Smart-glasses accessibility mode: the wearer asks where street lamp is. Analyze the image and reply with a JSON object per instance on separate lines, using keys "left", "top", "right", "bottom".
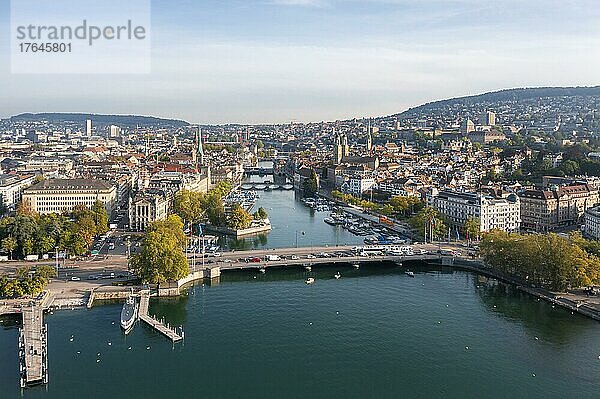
{"left": 54, "top": 247, "right": 59, "bottom": 278}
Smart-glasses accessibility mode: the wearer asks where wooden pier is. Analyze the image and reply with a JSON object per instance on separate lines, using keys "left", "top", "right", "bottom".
{"left": 19, "top": 306, "right": 48, "bottom": 388}
{"left": 138, "top": 291, "right": 183, "bottom": 342}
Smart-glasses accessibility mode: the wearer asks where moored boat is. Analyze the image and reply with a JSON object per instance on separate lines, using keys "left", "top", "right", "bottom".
{"left": 120, "top": 296, "right": 138, "bottom": 334}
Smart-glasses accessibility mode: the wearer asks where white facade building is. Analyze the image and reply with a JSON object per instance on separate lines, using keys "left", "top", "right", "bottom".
{"left": 0, "top": 174, "right": 37, "bottom": 211}
{"left": 22, "top": 178, "right": 116, "bottom": 215}
{"left": 341, "top": 175, "right": 376, "bottom": 196}
{"left": 128, "top": 189, "right": 170, "bottom": 232}
{"left": 429, "top": 190, "right": 520, "bottom": 233}
{"left": 584, "top": 206, "right": 600, "bottom": 240}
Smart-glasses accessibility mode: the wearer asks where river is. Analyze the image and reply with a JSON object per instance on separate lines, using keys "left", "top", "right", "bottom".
{"left": 1, "top": 264, "right": 599, "bottom": 398}
{"left": 220, "top": 162, "right": 365, "bottom": 250}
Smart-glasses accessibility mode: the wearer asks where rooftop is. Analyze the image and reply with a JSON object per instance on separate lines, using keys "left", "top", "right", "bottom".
{"left": 24, "top": 178, "right": 114, "bottom": 191}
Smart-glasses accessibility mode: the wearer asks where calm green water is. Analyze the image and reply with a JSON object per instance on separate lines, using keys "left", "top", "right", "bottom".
{"left": 222, "top": 180, "right": 365, "bottom": 251}
{"left": 1, "top": 264, "right": 599, "bottom": 398}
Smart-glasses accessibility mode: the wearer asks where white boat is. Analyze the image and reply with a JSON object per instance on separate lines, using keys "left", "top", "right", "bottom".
{"left": 353, "top": 263, "right": 360, "bottom": 269}
{"left": 405, "top": 271, "right": 415, "bottom": 277}
{"left": 334, "top": 272, "right": 341, "bottom": 279}
{"left": 259, "top": 268, "right": 266, "bottom": 274}
{"left": 120, "top": 296, "right": 138, "bottom": 334}
{"left": 305, "top": 277, "right": 315, "bottom": 285}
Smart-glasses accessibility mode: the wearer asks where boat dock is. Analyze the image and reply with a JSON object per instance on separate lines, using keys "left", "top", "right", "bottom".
{"left": 19, "top": 306, "right": 48, "bottom": 388}
{"left": 138, "top": 291, "right": 183, "bottom": 342}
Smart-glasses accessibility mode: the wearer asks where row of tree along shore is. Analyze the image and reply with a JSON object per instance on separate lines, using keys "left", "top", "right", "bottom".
{"left": 480, "top": 230, "right": 600, "bottom": 291}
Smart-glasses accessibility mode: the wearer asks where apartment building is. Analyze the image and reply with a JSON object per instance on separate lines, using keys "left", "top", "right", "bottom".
{"left": 0, "top": 174, "right": 36, "bottom": 211}
{"left": 519, "top": 184, "right": 599, "bottom": 232}
{"left": 584, "top": 206, "right": 600, "bottom": 240}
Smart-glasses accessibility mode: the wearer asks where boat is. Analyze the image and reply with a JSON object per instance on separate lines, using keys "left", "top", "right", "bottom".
{"left": 405, "top": 271, "right": 415, "bottom": 277}
{"left": 334, "top": 272, "right": 341, "bottom": 279}
{"left": 259, "top": 267, "right": 266, "bottom": 274}
{"left": 324, "top": 217, "right": 337, "bottom": 226}
{"left": 353, "top": 263, "right": 360, "bottom": 269}
{"left": 305, "top": 277, "right": 315, "bottom": 284}
{"left": 120, "top": 295, "right": 138, "bottom": 334}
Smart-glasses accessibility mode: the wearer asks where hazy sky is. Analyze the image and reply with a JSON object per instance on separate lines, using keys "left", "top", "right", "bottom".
{"left": 1, "top": 0, "right": 599, "bottom": 124}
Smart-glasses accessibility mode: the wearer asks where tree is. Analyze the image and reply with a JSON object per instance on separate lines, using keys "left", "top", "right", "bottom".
{"left": 409, "top": 207, "right": 447, "bottom": 239}
{"left": 130, "top": 215, "right": 189, "bottom": 283}
{"left": 464, "top": 217, "right": 480, "bottom": 240}
{"left": 1, "top": 236, "right": 17, "bottom": 260}
{"left": 228, "top": 204, "right": 253, "bottom": 230}
{"left": 91, "top": 200, "right": 109, "bottom": 235}
{"left": 253, "top": 207, "right": 268, "bottom": 220}
{"left": 37, "top": 235, "right": 56, "bottom": 256}
{"left": 479, "top": 230, "right": 600, "bottom": 291}
{"left": 174, "top": 189, "right": 204, "bottom": 226}
{"left": 203, "top": 193, "right": 226, "bottom": 227}
{"left": 21, "top": 238, "right": 34, "bottom": 257}
{"left": 16, "top": 198, "right": 37, "bottom": 217}
{"left": 302, "top": 170, "right": 319, "bottom": 196}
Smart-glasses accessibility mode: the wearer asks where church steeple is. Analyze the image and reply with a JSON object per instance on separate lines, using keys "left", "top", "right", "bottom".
{"left": 193, "top": 126, "right": 204, "bottom": 168}
{"left": 366, "top": 119, "right": 373, "bottom": 153}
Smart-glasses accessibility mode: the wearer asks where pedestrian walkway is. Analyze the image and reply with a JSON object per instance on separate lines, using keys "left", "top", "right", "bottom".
{"left": 20, "top": 305, "right": 48, "bottom": 387}
{"left": 138, "top": 291, "right": 183, "bottom": 342}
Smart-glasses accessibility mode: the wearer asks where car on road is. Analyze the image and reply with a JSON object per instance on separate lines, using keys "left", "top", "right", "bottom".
{"left": 212, "top": 252, "right": 222, "bottom": 257}
{"left": 306, "top": 254, "right": 316, "bottom": 259}
{"left": 70, "top": 276, "right": 81, "bottom": 281}
{"left": 290, "top": 255, "right": 299, "bottom": 260}
{"left": 249, "top": 257, "right": 261, "bottom": 263}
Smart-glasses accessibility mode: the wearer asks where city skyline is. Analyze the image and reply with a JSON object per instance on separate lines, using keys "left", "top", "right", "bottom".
{"left": 1, "top": 0, "right": 600, "bottom": 123}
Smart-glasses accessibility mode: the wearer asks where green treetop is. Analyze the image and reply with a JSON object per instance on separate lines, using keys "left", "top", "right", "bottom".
{"left": 130, "top": 215, "right": 189, "bottom": 284}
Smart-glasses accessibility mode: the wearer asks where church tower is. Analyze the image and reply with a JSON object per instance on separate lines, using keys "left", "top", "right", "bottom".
{"left": 366, "top": 120, "right": 373, "bottom": 153}
{"left": 333, "top": 128, "right": 344, "bottom": 165}
{"left": 193, "top": 126, "right": 204, "bottom": 168}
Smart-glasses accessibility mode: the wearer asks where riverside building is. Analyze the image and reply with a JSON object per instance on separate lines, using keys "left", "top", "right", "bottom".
{"left": 428, "top": 189, "right": 521, "bottom": 233}
{"left": 519, "top": 184, "right": 599, "bottom": 232}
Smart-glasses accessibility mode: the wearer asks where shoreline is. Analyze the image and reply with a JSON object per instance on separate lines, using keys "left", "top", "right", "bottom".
{"left": 2, "top": 259, "right": 599, "bottom": 322}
